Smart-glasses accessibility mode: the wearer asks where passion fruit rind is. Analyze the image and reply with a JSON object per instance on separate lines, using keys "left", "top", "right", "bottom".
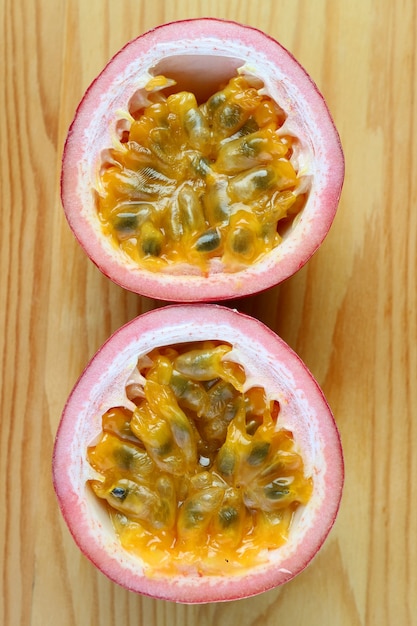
{"left": 53, "top": 305, "right": 344, "bottom": 602}
{"left": 61, "top": 18, "right": 344, "bottom": 301}
{"left": 87, "top": 340, "right": 313, "bottom": 576}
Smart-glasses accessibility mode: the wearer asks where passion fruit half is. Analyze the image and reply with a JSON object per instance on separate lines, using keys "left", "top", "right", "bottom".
{"left": 61, "top": 18, "right": 344, "bottom": 301}
{"left": 52, "top": 304, "right": 344, "bottom": 603}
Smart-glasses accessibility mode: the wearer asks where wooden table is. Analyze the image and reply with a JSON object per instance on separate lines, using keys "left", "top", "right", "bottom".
{"left": 1, "top": 1, "right": 416, "bottom": 624}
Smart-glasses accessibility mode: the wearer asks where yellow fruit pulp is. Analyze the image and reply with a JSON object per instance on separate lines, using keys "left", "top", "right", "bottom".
{"left": 96, "top": 74, "right": 307, "bottom": 273}
{"left": 87, "top": 342, "right": 313, "bottom": 576}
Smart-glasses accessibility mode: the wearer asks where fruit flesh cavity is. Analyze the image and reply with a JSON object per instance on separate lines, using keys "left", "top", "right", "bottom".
{"left": 87, "top": 341, "right": 313, "bottom": 575}
{"left": 96, "top": 74, "right": 307, "bottom": 273}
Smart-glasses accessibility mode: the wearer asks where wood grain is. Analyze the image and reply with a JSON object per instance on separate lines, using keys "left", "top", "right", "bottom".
{"left": 1, "top": 0, "right": 416, "bottom": 624}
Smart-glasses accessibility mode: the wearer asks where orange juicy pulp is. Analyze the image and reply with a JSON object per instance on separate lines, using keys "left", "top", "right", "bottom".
{"left": 96, "top": 75, "right": 307, "bottom": 272}
{"left": 87, "top": 341, "right": 313, "bottom": 575}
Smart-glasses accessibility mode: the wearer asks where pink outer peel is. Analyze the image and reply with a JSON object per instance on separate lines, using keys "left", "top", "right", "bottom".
{"left": 61, "top": 18, "right": 344, "bottom": 302}
{"left": 52, "top": 304, "right": 344, "bottom": 603}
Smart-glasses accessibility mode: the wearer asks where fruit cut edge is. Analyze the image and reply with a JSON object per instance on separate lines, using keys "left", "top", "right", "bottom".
{"left": 61, "top": 18, "right": 344, "bottom": 301}
{"left": 52, "top": 304, "right": 344, "bottom": 603}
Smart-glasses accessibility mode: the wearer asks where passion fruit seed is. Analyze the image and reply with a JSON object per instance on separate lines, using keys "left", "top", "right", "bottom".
{"left": 96, "top": 74, "right": 306, "bottom": 272}
{"left": 87, "top": 341, "right": 313, "bottom": 574}
{"left": 111, "top": 487, "right": 127, "bottom": 500}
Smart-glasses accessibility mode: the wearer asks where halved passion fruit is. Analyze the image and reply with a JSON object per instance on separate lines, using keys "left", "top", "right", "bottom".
{"left": 52, "top": 305, "right": 344, "bottom": 603}
{"left": 61, "top": 18, "right": 344, "bottom": 301}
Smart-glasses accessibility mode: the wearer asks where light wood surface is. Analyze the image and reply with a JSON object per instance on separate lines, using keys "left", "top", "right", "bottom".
{"left": 1, "top": 1, "right": 416, "bottom": 624}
